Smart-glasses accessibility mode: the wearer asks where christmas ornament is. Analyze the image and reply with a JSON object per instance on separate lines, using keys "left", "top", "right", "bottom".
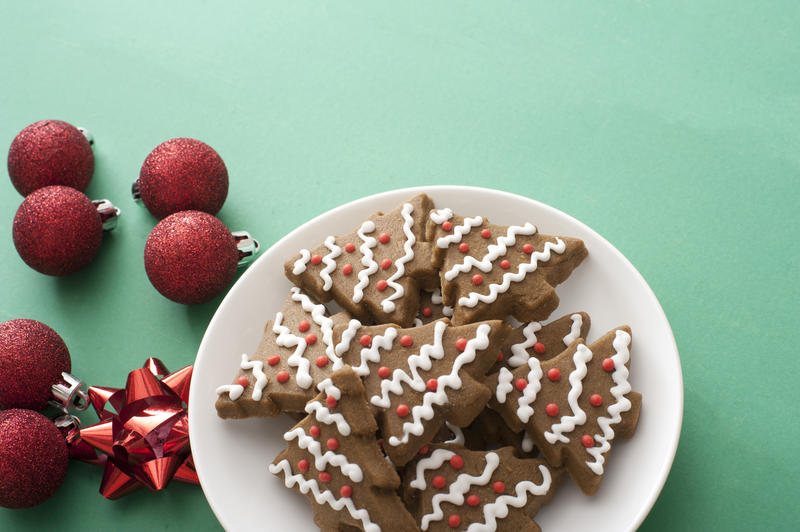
{"left": 63, "top": 358, "right": 198, "bottom": 499}
{"left": 12, "top": 185, "right": 120, "bottom": 276}
{"left": 0, "top": 409, "right": 69, "bottom": 509}
{"left": 7, "top": 119, "right": 94, "bottom": 196}
{"left": 132, "top": 138, "right": 229, "bottom": 219}
{"left": 144, "top": 210, "right": 258, "bottom": 304}
{"left": 0, "top": 319, "right": 71, "bottom": 411}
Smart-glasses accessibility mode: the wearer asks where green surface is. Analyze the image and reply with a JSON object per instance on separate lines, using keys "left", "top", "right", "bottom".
{"left": 1, "top": 1, "right": 798, "bottom": 530}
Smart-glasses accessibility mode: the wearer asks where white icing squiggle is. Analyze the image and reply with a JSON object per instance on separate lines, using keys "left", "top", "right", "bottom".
{"left": 215, "top": 383, "right": 243, "bottom": 400}
{"left": 495, "top": 368, "right": 513, "bottom": 403}
{"left": 273, "top": 312, "right": 312, "bottom": 389}
{"left": 466, "top": 465, "right": 552, "bottom": 532}
{"left": 508, "top": 322, "right": 541, "bottom": 368}
{"left": 292, "top": 249, "right": 311, "bottom": 274}
{"left": 284, "top": 427, "right": 363, "bottom": 482}
{"left": 516, "top": 357, "right": 543, "bottom": 423}
{"left": 421, "top": 452, "right": 499, "bottom": 530}
{"left": 443, "top": 223, "right": 536, "bottom": 281}
{"left": 353, "top": 221, "right": 378, "bottom": 303}
{"left": 585, "top": 330, "right": 633, "bottom": 475}
{"left": 215, "top": 353, "right": 267, "bottom": 401}
{"left": 381, "top": 203, "right": 415, "bottom": 313}
{"left": 268, "top": 460, "right": 379, "bottom": 532}
{"left": 430, "top": 288, "right": 454, "bottom": 317}
{"left": 290, "top": 287, "right": 345, "bottom": 370}
{"left": 444, "top": 422, "right": 465, "bottom": 445}
{"left": 388, "top": 324, "right": 492, "bottom": 446}
{"left": 351, "top": 328, "right": 398, "bottom": 377}
{"left": 544, "top": 343, "right": 592, "bottom": 444}
{"left": 307, "top": 378, "right": 350, "bottom": 435}
{"left": 370, "top": 321, "right": 447, "bottom": 408}
{"left": 413, "top": 317, "right": 424, "bottom": 327}
{"left": 521, "top": 430, "right": 534, "bottom": 453}
{"left": 319, "top": 236, "right": 342, "bottom": 291}
{"left": 436, "top": 216, "right": 483, "bottom": 249}
{"left": 409, "top": 449, "right": 456, "bottom": 490}
{"left": 457, "top": 238, "right": 566, "bottom": 308}
{"left": 429, "top": 208, "right": 453, "bottom": 225}
{"left": 335, "top": 319, "right": 361, "bottom": 358}
{"left": 562, "top": 313, "right": 583, "bottom": 346}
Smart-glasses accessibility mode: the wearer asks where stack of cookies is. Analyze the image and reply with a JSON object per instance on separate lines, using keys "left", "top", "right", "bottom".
{"left": 215, "top": 193, "right": 642, "bottom": 532}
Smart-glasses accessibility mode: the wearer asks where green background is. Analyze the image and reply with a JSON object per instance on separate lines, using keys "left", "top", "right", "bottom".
{"left": 1, "top": 1, "right": 797, "bottom": 530}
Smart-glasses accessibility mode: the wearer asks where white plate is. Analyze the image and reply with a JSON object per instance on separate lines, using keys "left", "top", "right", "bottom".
{"left": 189, "top": 186, "right": 683, "bottom": 532}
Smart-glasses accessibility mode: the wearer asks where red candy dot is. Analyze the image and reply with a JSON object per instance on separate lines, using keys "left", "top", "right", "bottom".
{"left": 442, "top": 221, "right": 453, "bottom": 231}
{"left": 298, "top": 320, "right": 311, "bottom": 332}
{"left": 426, "top": 378, "right": 438, "bottom": 391}
{"left": 590, "top": 394, "right": 603, "bottom": 406}
{"left": 360, "top": 335, "right": 372, "bottom": 347}
{"left": 326, "top": 438, "right": 339, "bottom": 450}
{"left": 305, "top": 333, "right": 317, "bottom": 345}
{"left": 533, "top": 342, "right": 546, "bottom": 354}
{"left": 456, "top": 338, "right": 468, "bottom": 352}
{"left": 547, "top": 368, "right": 561, "bottom": 381}
{"left": 311, "top": 254, "right": 323, "bottom": 265}
{"left": 267, "top": 355, "right": 280, "bottom": 366}
{"left": 309, "top": 425, "right": 320, "bottom": 438}
{"left": 316, "top": 356, "right": 329, "bottom": 367}
{"left": 546, "top": 403, "right": 559, "bottom": 417}
{"left": 326, "top": 395, "right": 338, "bottom": 408}
{"left": 515, "top": 378, "right": 528, "bottom": 391}
{"left": 396, "top": 404, "right": 410, "bottom": 417}
{"left": 497, "top": 351, "right": 504, "bottom": 361}
{"left": 342, "top": 263, "right": 353, "bottom": 275}
{"left": 449, "top": 455, "right": 464, "bottom": 469}
{"left": 381, "top": 258, "right": 392, "bottom": 270}
{"left": 340, "top": 485, "right": 352, "bottom": 498}
{"left": 471, "top": 274, "right": 483, "bottom": 285}
{"left": 345, "top": 243, "right": 356, "bottom": 253}
{"left": 378, "top": 232, "right": 390, "bottom": 244}
{"left": 522, "top": 243, "right": 534, "bottom": 254}
{"left": 376, "top": 280, "right": 388, "bottom": 292}
{"left": 236, "top": 376, "right": 248, "bottom": 387}
{"left": 493, "top": 481, "right": 505, "bottom": 494}
{"left": 481, "top": 228, "right": 491, "bottom": 239}
{"left": 448, "top": 515, "right": 461, "bottom": 528}
{"left": 378, "top": 366, "right": 391, "bottom": 378}
{"left": 602, "top": 358, "right": 616, "bottom": 372}
{"left": 500, "top": 259, "right": 511, "bottom": 269}
{"left": 419, "top": 445, "right": 430, "bottom": 455}
{"left": 276, "top": 371, "right": 290, "bottom": 383}
{"left": 467, "top": 494, "right": 480, "bottom": 506}
{"left": 319, "top": 471, "right": 331, "bottom": 483}
{"left": 298, "top": 459, "right": 309, "bottom": 472}
{"left": 458, "top": 242, "right": 469, "bottom": 253}
{"left": 432, "top": 475, "right": 446, "bottom": 489}
{"left": 422, "top": 307, "right": 433, "bottom": 317}
{"left": 582, "top": 435, "right": 595, "bottom": 448}
{"left": 400, "top": 335, "right": 413, "bottom": 347}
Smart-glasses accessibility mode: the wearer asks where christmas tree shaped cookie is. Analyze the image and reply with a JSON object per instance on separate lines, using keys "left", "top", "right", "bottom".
{"left": 414, "top": 288, "right": 454, "bottom": 327}
{"left": 270, "top": 368, "right": 418, "bottom": 532}
{"left": 285, "top": 194, "right": 437, "bottom": 328}
{"left": 488, "top": 326, "right": 641, "bottom": 495}
{"left": 426, "top": 208, "right": 588, "bottom": 325}
{"left": 338, "top": 318, "right": 510, "bottom": 466}
{"left": 402, "top": 444, "right": 563, "bottom": 531}
{"left": 215, "top": 287, "right": 361, "bottom": 419}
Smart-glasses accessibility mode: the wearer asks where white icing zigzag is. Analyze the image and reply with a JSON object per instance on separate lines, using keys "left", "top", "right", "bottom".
{"left": 409, "top": 448, "right": 456, "bottom": 490}
{"left": 544, "top": 343, "right": 592, "bottom": 444}
{"left": 381, "top": 203, "right": 415, "bottom": 313}
{"left": 320, "top": 236, "right": 342, "bottom": 291}
{"left": 307, "top": 378, "right": 351, "bottom": 435}
{"left": 388, "top": 324, "right": 492, "bottom": 446}
{"left": 273, "top": 311, "right": 314, "bottom": 388}
{"left": 436, "top": 216, "right": 483, "bottom": 249}
{"left": 292, "top": 249, "right": 311, "bottom": 274}
{"left": 443, "top": 223, "right": 537, "bottom": 282}
{"left": 268, "top": 460, "right": 380, "bottom": 532}
{"left": 585, "top": 330, "right": 633, "bottom": 475}
{"left": 370, "top": 321, "right": 447, "bottom": 408}
{"left": 495, "top": 368, "right": 513, "bottom": 403}
{"left": 444, "top": 422, "right": 465, "bottom": 445}
{"left": 457, "top": 238, "right": 566, "bottom": 309}
{"left": 521, "top": 430, "right": 534, "bottom": 453}
{"left": 466, "top": 465, "right": 553, "bottom": 532}
{"left": 516, "top": 357, "right": 542, "bottom": 424}
{"left": 353, "top": 221, "right": 378, "bottom": 303}
{"left": 283, "top": 427, "right": 363, "bottom": 482}
{"left": 507, "top": 321, "right": 542, "bottom": 368}
{"left": 420, "top": 452, "right": 500, "bottom": 530}
{"left": 351, "top": 327, "right": 398, "bottom": 377}
{"left": 429, "top": 208, "right": 453, "bottom": 225}
{"left": 290, "top": 287, "right": 347, "bottom": 370}
{"left": 215, "top": 353, "right": 266, "bottom": 401}
{"left": 430, "top": 288, "right": 454, "bottom": 318}
{"left": 562, "top": 313, "right": 583, "bottom": 345}
{"left": 215, "top": 383, "right": 243, "bottom": 400}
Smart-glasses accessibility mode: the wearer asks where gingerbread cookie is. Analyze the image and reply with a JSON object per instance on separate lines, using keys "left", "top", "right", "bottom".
{"left": 285, "top": 194, "right": 437, "bottom": 328}
{"left": 270, "top": 367, "right": 418, "bottom": 532}
{"left": 414, "top": 288, "right": 454, "bottom": 327}
{"left": 215, "top": 287, "right": 360, "bottom": 419}
{"left": 402, "top": 444, "right": 563, "bottom": 531}
{"left": 337, "top": 318, "right": 510, "bottom": 466}
{"left": 426, "top": 209, "right": 588, "bottom": 325}
{"left": 488, "top": 326, "right": 641, "bottom": 495}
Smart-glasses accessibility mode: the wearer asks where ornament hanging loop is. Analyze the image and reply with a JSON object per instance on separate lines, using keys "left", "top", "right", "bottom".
{"left": 76, "top": 126, "right": 94, "bottom": 146}
{"left": 131, "top": 180, "right": 142, "bottom": 201}
{"left": 50, "top": 372, "right": 90, "bottom": 414}
{"left": 233, "top": 231, "right": 260, "bottom": 266}
{"left": 93, "top": 199, "right": 121, "bottom": 231}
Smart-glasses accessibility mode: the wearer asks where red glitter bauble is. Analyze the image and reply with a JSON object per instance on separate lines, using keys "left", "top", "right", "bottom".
{"left": 0, "top": 409, "right": 69, "bottom": 509}
{"left": 137, "top": 138, "right": 228, "bottom": 219}
{"left": 13, "top": 186, "right": 104, "bottom": 276}
{"left": 7, "top": 120, "right": 94, "bottom": 196}
{"left": 144, "top": 211, "right": 238, "bottom": 304}
{"left": 0, "top": 320, "right": 71, "bottom": 411}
